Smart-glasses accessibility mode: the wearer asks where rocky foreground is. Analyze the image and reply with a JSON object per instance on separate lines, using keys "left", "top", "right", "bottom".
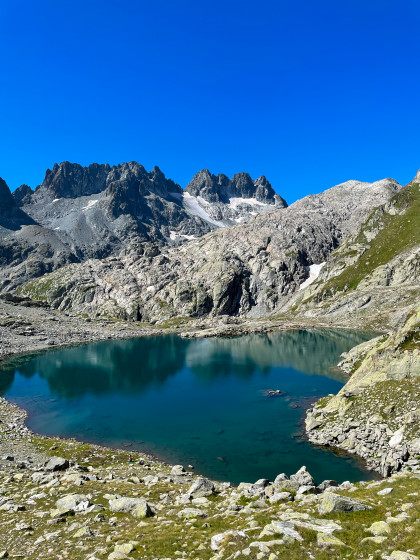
{"left": 0, "top": 397, "right": 419, "bottom": 560}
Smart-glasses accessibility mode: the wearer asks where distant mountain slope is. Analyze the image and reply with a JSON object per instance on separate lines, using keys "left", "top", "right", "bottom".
{"left": 16, "top": 174, "right": 401, "bottom": 321}
{"left": 293, "top": 171, "right": 420, "bottom": 330}
{"left": 0, "top": 162, "right": 285, "bottom": 290}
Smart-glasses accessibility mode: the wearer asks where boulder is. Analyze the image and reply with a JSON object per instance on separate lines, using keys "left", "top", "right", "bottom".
{"left": 274, "top": 473, "right": 288, "bottom": 484}
{"left": 210, "top": 530, "right": 248, "bottom": 551}
{"left": 177, "top": 508, "right": 206, "bottom": 519}
{"left": 259, "top": 521, "right": 302, "bottom": 541}
{"left": 317, "top": 480, "right": 338, "bottom": 492}
{"left": 54, "top": 494, "right": 89, "bottom": 515}
{"left": 318, "top": 493, "right": 369, "bottom": 514}
{"left": 109, "top": 497, "right": 152, "bottom": 518}
{"left": 269, "top": 492, "right": 292, "bottom": 504}
{"left": 114, "top": 543, "right": 135, "bottom": 554}
{"left": 389, "top": 428, "right": 404, "bottom": 449}
{"left": 368, "top": 521, "right": 390, "bottom": 536}
{"left": 171, "top": 465, "right": 185, "bottom": 475}
{"left": 131, "top": 502, "right": 153, "bottom": 519}
{"left": 290, "top": 466, "right": 315, "bottom": 487}
{"left": 187, "top": 477, "right": 215, "bottom": 498}
{"left": 44, "top": 457, "right": 69, "bottom": 472}
{"left": 317, "top": 534, "right": 346, "bottom": 547}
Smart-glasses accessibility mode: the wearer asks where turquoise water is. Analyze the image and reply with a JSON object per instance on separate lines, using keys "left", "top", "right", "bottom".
{"left": 0, "top": 329, "right": 377, "bottom": 485}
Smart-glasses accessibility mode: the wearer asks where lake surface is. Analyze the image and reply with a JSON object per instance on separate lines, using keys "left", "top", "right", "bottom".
{"left": 0, "top": 329, "right": 377, "bottom": 485}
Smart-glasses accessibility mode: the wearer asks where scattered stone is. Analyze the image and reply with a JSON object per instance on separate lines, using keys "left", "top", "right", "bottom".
{"left": 114, "top": 543, "right": 135, "bottom": 554}
{"left": 317, "top": 533, "right": 346, "bottom": 547}
{"left": 368, "top": 521, "right": 390, "bottom": 536}
{"left": 378, "top": 487, "right": 394, "bottom": 495}
{"left": 210, "top": 530, "right": 248, "bottom": 551}
{"left": 389, "top": 553, "right": 419, "bottom": 560}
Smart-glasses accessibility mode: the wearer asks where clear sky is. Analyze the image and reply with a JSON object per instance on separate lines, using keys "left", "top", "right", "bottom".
{"left": 1, "top": 0, "right": 419, "bottom": 203}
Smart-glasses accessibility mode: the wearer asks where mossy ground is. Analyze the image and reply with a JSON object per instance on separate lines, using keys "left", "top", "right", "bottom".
{"left": 1, "top": 420, "right": 419, "bottom": 560}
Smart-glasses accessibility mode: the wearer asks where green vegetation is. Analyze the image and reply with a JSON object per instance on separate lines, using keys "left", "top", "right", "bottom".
{"left": 16, "top": 274, "right": 55, "bottom": 301}
{"left": 399, "top": 323, "right": 420, "bottom": 352}
{"left": 314, "top": 182, "right": 420, "bottom": 299}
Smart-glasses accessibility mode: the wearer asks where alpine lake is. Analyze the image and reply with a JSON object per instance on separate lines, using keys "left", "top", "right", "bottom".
{"left": 0, "top": 329, "right": 379, "bottom": 485}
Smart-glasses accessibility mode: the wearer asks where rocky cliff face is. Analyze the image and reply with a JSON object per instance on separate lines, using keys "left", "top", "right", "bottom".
{"left": 16, "top": 175, "right": 401, "bottom": 321}
{"left": 305, "top": 305, "right": 420, "bottom": 476}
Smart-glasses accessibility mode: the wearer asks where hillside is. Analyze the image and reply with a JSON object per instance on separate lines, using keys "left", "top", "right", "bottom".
{"left": 292, "top": 172, "right": 420, "bottom": 331}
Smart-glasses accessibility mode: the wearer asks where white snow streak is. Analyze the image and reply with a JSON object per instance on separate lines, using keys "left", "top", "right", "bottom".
{"left": 299, "top": 262, "right": 326, "bottom": 290}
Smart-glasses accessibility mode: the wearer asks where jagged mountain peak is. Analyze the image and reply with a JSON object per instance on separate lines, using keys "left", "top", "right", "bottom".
{"left": 13, "top": 184, "right": 33, "bottom": 206}
{"left": 0, "top": 177, "right": 34, "bottom": 230}
{"left": 38, "top": 161, "right": 111, "bottom": 199}
{"left": 186, "top": 169, "right": 286, "bottom": 207}
{"left": 0, "top": 177, "right": 15, "bottom": 213}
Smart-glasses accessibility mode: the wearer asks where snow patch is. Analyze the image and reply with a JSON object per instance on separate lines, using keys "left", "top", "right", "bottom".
{"left": 169, "top": 230, "right": 197, "bottom": 241}
{"left": 81, "top": 199, "right": 99, "bottom": 211}
{"left": 299, "top": 263, "right": 326, "bottom": 290}
{"left": 146, "top": 286, "right": 155, "bottom": 292}
{"left": 228, "top": 197, "right": 267, "bottom": 210}
{"left": 182, "top": 192, "right": 225, "bottom": 227}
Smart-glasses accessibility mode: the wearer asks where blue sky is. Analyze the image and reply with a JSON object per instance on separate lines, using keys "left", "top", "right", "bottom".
{"left": 0, "top": 0, "right": 419, "bottom": 203}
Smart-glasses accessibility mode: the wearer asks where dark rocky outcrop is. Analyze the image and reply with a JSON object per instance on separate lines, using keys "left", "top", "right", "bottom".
{"left": 186, "top": 169, "right": 287, "bottom": 207}
{"left": 37, "top": 161, "right": 111, "bottom": 199}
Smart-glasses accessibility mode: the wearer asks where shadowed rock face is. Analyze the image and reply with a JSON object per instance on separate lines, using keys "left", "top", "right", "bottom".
{"left": 12, "top": 184, "right": 33, "bottom": 206}
{"left": 0, "top": 177, "right": 34, "bottom": 231}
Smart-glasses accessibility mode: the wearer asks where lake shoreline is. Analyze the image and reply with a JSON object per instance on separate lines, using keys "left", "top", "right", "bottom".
{"left": 1, "top": 310, "right": 378, "bottom": 486}
{"left": 0, "top": 296, "right": 383, "bottom": 365}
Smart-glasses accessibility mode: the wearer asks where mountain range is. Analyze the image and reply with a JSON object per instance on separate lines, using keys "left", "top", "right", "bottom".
{"left": 1, "top": 161, "right": 405, "bottom": 323}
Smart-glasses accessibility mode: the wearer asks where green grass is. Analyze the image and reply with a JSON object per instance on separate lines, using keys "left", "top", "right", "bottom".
{"left": 314, "top": 182, "right": 420, "bottom": 299}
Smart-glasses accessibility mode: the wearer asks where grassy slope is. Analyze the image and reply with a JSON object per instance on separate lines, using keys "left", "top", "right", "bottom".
{"left": 312, "top": 180, "right": 419, "bottom": 298}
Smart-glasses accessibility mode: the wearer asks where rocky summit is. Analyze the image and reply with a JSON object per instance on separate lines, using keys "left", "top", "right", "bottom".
{"left": 0, "top": 163, "right": 419, "bottom": 560}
